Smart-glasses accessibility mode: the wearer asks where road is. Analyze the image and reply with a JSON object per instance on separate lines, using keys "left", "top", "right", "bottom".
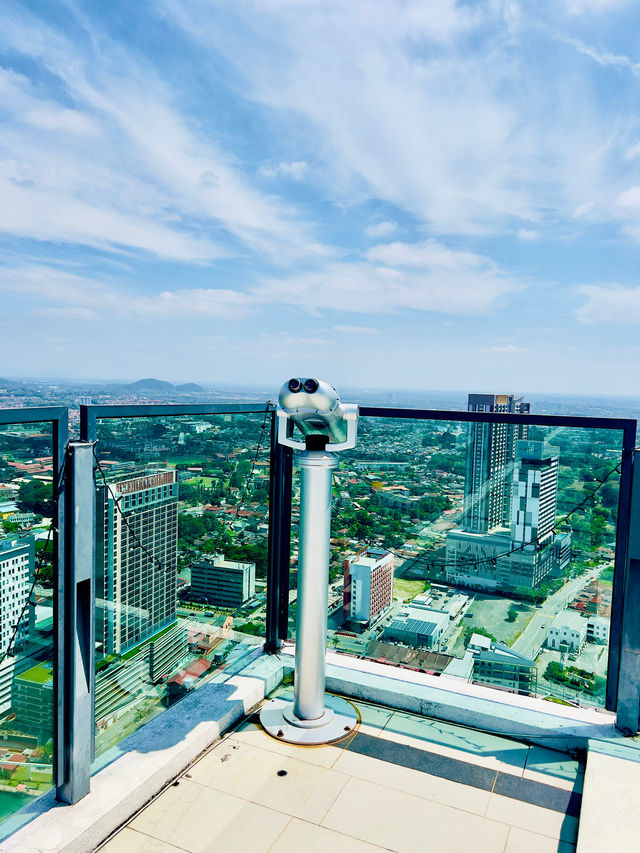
{"left": 511, "top": 563, "right": 608, "bottom": 660}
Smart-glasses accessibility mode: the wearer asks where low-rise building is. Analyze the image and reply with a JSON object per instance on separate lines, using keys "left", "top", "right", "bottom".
{"left": 467, "top": 633, "right": 537, "bottom": 695}
{"left": 586, "top": 615, "right": 609, "bottom": 645}
{"left": 411, "top": 590, "right": 469, "bottom": 620}
{"left": 13, "top": 662, "right": 54, "bottom": 741}
{"left": 547, "top": 611, "right": 587, "bottom": 653}
{"left": 190, "top": 554, "right": 255, "bottom": 608}
{"left": 384, "top": 606, "right": 449, "bottom": 650}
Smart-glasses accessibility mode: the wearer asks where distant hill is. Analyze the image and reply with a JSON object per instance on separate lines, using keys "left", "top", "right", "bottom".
{"left": 176, "top": 382, "right": 205, "bottom": 392}
{"left": 127, "top": 378, "right": 176, "bottom": 393}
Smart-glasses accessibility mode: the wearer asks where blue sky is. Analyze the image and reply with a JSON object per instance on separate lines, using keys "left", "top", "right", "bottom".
{"left": 1, "top": 0, "right": 640, "bottom": 394}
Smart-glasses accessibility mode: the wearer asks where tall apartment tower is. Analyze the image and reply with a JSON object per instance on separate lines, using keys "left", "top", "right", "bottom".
{"left": 463, "top": 394, "right": 530, "bottom": 533}
{"left": 343, "top": 547, "right": 394, "bottom": 626}
{"left": 511, "top": 441, "right": 559, "bottom": 548}
{"left": 0, "top": 535, "right": 35, "bottom": 656}
{"left": 96, "top": 470, "right": 178, "bottom": 656}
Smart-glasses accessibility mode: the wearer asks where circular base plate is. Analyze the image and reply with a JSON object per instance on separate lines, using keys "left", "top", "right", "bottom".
{"left": 259, "top": 694, "right": 359, "bottom": 745}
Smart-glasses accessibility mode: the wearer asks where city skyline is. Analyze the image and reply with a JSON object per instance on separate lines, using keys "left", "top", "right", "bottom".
{"left": 1, "top": 2, "right": 640, "bottom": 393}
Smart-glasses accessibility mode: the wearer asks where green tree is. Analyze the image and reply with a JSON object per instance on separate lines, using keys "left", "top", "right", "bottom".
{"left": 18, "top": 480, "right": 52, "bottom": 516}
{"left": 506, "top": 605, "right": 518, "bottom": 622}
{"left": 544, "top": 661, "right": 566, "bottom": 683}
{"left": 463, "top": 626, "right": 496, "bottom": 647}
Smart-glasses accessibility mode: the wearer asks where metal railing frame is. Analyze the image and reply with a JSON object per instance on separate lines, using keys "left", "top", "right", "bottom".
{"left": 0, "top": 399, "right": 638, "bottom": 826}
{"left": 278, "top": 405, "right": 637, "bottom": 728}
{"left": 0, "top": 407, "right": 72, "bottom": 802}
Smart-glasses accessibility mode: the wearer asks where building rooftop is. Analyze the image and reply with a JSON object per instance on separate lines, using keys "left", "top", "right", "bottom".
{"left": 96, "top": 687, "right": 585, "bottom": 853}
{"left": 551, "top": 611, "right": 589, "bottom": 631}
{"left": 17, "top": 663, "right": 53, "bottom": 686}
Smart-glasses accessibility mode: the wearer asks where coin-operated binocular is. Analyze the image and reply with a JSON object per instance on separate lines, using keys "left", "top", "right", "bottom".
{"left": 260, "top": 379, "right": 360, "bottom": 744}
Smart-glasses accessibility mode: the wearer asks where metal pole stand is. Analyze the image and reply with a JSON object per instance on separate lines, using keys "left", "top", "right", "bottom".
{"left": 260, "top": 445, "right": 358, "bottom": 744}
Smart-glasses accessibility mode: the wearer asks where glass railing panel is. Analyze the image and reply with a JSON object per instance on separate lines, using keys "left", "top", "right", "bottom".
{"left": 0, "top": 422, "right": 55, "bottom": 824}
{"left": 289, "top": 413, "right": 624, "bottom": 709}
{"left": 91, "top": 410, "right": 270, "bottom": 759}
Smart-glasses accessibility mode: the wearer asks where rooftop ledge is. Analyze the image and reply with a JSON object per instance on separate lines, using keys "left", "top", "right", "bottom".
{"left": 4, "top": 644, "right": 639, "bottom": 853}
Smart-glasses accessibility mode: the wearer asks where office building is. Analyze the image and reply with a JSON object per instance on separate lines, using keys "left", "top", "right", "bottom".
{"left": 96, "top": 470, "right": 178, "bottom": 656}
{"left": 0, "top": 535, "right": 35, "bottom": 657}
{"left": 463, "top": 394, "right": 530, "bottom": 534}
{"left": 190, "top": 554, "right": 255, "bottom": 608}
{"left": 343, "top": 547, "right": 394, "bottom": 625}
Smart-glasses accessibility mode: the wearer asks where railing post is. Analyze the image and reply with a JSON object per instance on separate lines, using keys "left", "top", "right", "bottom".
{"left": 57, "top": 441, "right": 95, "bottom": 803}
{"left": 616, "top": 448, "right": 640, "bottom": 735}
{"left": 265, "top": 411, "right": 282, "bottom": 653}
{"left": 265, "top": 411, "right": 293, "bottom": 652}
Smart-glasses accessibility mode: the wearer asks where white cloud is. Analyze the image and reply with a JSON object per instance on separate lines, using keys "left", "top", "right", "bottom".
{"left": 558, "top": 36, "right": 640, "bottom": 74}
{"left": 366, "top": 240, "right": 492, "bottom": 270}
{"left": 616, "top": 186, "right": 640, "bottom": 209}
{"left": 576, "top": 283, "right": 640, "bottom": 323}
{"left": 0, "top": 7, "right": 323, "bottom": 262}
{"left": 259, "top": 161, "right": 309, "bottom": 179}
{"left": 0, "top": 266, "right": 254, "bottom": 319}
{"left": 332, "top": 325, "right": 377, "bottom": 334}
{"left": 482, "top": 344, "right": 527, "bottom": 353}
{"left": 254, "top": 239, "right": 521, "bottom": 315}
{"left": 364, "top": 221, "right": 397, "bottom": 238}
{"left": 567, "top": 0, "right": 633, "bottom": 14}
{"left": 38, "top": 307, "right": 98, "bottom": 321}
{"left": 516, "top": 228, "right": 540, "bottom": 240}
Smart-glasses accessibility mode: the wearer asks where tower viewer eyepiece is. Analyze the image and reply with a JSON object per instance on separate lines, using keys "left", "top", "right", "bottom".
{"left": 288, "top": 378, "right": 303, "bottom": 392}
{"left": 303, "top": 378, "right": 319, "bottom": 393}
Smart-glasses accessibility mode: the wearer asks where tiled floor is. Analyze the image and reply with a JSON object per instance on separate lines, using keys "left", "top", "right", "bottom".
{"left": 99, "top": 694, "right": 583, "bottom": 853}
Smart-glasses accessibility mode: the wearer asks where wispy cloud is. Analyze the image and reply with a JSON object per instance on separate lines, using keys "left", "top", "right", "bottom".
{"left": 0, "top": 5, "right": 322, "bottom": 262}
{"left": 254, "top": 239, "right": 522, "bottom": 315}
{"left": 332, "top": 325, "right": 378, "bottom": 334}
{"left": 558, "top": 35, "right": 640, "bottom": 75}
{"left": 481, "top": 344, "right": 527, "bottom": 353}
{"left": 364, "top": 221, "right": 398, "bottom": 238}
{"left": 516, "top": 228, "right": 540, "bottom": 241}
{"left": 259, "top": 161, "right": 309, "bottom": 180}
{"left": 0, "top": 266, "right": 254, "bottom": 319}
{"left": 576, "top": 283, "right": 640, "bottom": 323}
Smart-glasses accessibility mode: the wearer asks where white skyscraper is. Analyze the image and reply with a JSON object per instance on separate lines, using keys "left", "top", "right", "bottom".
{"left": 0, "top": 536, "right": 35, "bottom": 656}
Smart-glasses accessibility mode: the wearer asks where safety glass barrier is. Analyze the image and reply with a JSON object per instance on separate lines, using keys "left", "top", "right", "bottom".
{"left": 288, "top": 410, "right": 631, "bottom": 710}
{"left": 89, "top": 409, "right": 271, "bottom": 761}
{"left": 0, "top": 421, "right": 56, "bottom": 828}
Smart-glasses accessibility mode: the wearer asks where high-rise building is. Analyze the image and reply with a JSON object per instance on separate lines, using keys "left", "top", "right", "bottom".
{"left": 343, "top": 547, "right": 394, "bottom": 625}
{"left": 0, "top": 535, "right": 35, "bottom": 657}
{"left": 190, "top": 554, "right": 256, "bottom": 608}
{"left": 506, "top": 441, "right": 559, "bottom": 588}
{"left": 463, "top": 394, "right": 529, "bottom": 533}
{"left": 447, "top": 435, "right": 564, "bottom": 590}
{"left": 96, "top": 470, "right": 178, "bottom": 656}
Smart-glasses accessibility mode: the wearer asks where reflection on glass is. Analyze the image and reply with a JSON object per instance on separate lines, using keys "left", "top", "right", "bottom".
{"left": 288, "top": 405, "right": 622, "bottom": 709}
{"left": 93, "top": 412, "right": 270, "bottom": 757}
{"left": 0, "top": 424, "right": 55, "bottom": 825}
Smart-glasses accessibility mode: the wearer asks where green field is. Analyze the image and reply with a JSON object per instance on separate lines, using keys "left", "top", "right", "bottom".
{"left": 184, "top": 476, "right": 214, "bottom": 487}
{"left": 393, "top": 578, "right": 427, "bottom": 601}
